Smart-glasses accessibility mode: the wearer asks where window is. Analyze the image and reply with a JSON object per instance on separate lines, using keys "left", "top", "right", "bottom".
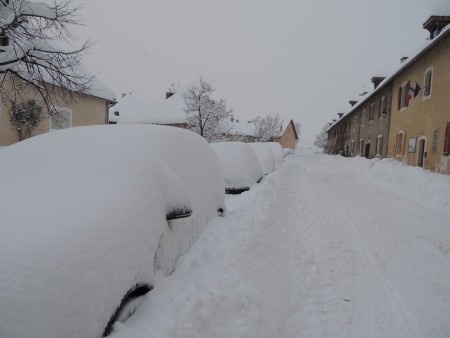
{"left": 353, "top": 116, "right": 356, "bottom": 131}
{"left": 50, "top": 108, "right": 72, "bottom": 131}
{"left": 432, "top": 129, "right": 439, "bottom": 154}
{"left": 369, "top": 103, "right": 375, "bottom": 121}
{"left": 408, "top": 137, "right": 417, "bottom": 153}
{"left": 444, "top": 122, "right": 450, "bottom": 156}
{"left": 375, "top": 135, "right": 383, "bottom": 156}
{"left": 424, "top": 68, "right": 433, "bottom": 97}
{"left": 398, "top": 81, "right": 410, "bottom": 110}
{"left": 393, "top": 131, "right": 406, "bottom": 155}
{"left": 351, "top": 140, "right": 355, "bottom": 155}
{"left": 359, "top": 139, "right": 364, "bottom": 155}
{"left": 361, "top": 110, "right": 366, "bottom": 126}
{"left": 379, "top": 96, "right": 386, "bottom": 118}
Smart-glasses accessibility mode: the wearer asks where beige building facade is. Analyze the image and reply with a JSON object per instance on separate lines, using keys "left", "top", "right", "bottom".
{"left": 388, "top": 27, "right": 450, "bottom": 174}
{"left": 275, "top": 120, "right": 298, "bottom": 149}
{"left": 0, "top": 76, "right": 116, "bottom": 146}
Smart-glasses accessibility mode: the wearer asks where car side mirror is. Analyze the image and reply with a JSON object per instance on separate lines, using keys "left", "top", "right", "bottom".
{"left": 161, "top": 167, "right": 193, "bottom": 221}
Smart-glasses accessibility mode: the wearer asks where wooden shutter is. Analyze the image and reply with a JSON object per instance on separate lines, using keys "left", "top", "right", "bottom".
{"left": 393, "top": 134, "right": 397, "bottom": 154}
{"left": 379, "top": 136, "right": 384, "bottom": 156}
{"left": 397, "top": 87, "right": 402, "bottom": 110}
{"left": 425, "top": 71, "right": 432, "bottom": 96}
{"left": 405, "top": 81, "right": 410, "bottom": 107}
{"left": 444, "top": 122, "right": 450, "bottom": 156}
{"left": 401, "top": 132, "right": 406, "bottom": 155}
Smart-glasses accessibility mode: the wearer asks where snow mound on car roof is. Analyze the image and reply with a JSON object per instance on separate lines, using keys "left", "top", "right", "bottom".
{"left": 248, "top": 143, "right": 275, "bottom": 175}
{"left": 211, "top": 142, "right": 263, "bottom": 191}
{"left": 0, "top": 124, "right": 224, "bottom": 338}
{"left": 266, "top": 142, "right": 285, "bottom": 166}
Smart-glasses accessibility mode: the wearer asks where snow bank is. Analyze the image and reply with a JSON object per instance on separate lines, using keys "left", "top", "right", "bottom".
{"left": 210, "top": 142, "right": 263, "bottom": 192}
{"left": 332, "top": 156, "right": 450, "bottom": 211}
{"left": 266, "top": 142, "right": 285, "bottom": 166}
{"left": 248, "top": 143, "right": 275, "bottom": 175}
{"left": 283, "top": 148, "right": 295, "bottom": 156}
{"left": 0, "top": 125, "right": 224, "bottom": 338}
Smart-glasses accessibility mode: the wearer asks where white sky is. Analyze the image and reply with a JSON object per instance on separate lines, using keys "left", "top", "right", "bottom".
{"left": 69, "top": 0, "right": 442, "bottom": 142}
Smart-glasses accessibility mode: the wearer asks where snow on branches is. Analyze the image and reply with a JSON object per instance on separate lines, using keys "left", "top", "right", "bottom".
{"left": 314, "top": 123, "right": 328, "bottom": 150}
{"left": 183, "top": 75, "right": 234, "bottom": 143}
{"left": 0, "top": 0, "right": 94, "bottom": 120}
{"left": 9, "top": 99, "right": 43, "bottom": 141}
{"left": 250, "top": 114, "right": 284, "bottom": 142}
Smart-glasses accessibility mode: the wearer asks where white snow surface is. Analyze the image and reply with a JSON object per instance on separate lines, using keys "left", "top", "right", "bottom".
{"left": 119, "top": 85, "right": 187, "bottom": 125}
{"left": 283, "top": 147, "right": 295, "bottom": 156}
{"left": 109, "top": 94, "right": 148, "bottom": 123}
{"left": 248, "top": 142, "right": 275, "bottom": 175}
{"left": 109, "top": 152, "right": 450, "bottom": 338}
{"left": 0, "top": 124, "right": 225, "bottom": 338}
{"left": 210, "top": 142, "right": 263, "bottom": 191}
{"left": 266, "top": 142, "right": 285, "bottom": 166}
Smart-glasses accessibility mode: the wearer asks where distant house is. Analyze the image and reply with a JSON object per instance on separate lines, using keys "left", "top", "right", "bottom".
{"left": 118, "top": 85, "right": 188, "bottom": 128}
{"left": 108, "top": 93, "right": 147, "bottom": 124}
{"left": 0, "top": 69, "right": 116, "bottom": 146}
{"left": 221, "top": 120, "right": 255, "bottom": 143}
{"left": 275, "top": 120, "right": 298, "bottom": 149}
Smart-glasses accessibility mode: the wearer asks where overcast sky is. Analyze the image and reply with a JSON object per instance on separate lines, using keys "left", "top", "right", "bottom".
{"left": 69, "top": 0, "right": 442, "bottom": 142}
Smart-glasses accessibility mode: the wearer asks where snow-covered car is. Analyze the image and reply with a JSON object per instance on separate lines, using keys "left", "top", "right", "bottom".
{"left": 0, "top": 125, "right": 225, "bottom": 338}
{"left": 248, "top": 142, "right": 275, "bottom": 175}
{"left": 211, "top": 142, "right": 263, "bottom": 194}
{"left": 283, "top": 148, "right": 295, "bottom": 156}
{"left": 266, "top": 142, "right": 285, "bottom": 166}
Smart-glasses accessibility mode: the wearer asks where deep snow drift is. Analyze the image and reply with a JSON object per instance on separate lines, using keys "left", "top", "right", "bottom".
{"left": 0, "top": 125, "right": 225, "bottom": 338}
{"left": 110, "top": 153, "right": 450, "bottom": 338}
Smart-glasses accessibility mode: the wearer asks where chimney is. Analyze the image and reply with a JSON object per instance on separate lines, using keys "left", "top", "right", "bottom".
{"left": 423, "top": 7, "right": 450, "bottom": 40}
{"left": 371, "top": 76, "right": 386, "bottom": 89}
{"left": 114, "top": 110, "right": 119, "bottom": 116}
{"left": 349, "top": 100, "right": 358, "bottom": 107}
{"left": 338, "top": 113, "right": 344, "bottom": 119}
{"left": 332, "top": 119, "right": 337, "bottom": 122}
{"left": 122, "top": 93, "right": 126, "bottom": 98}
{"left": 400, "top": 56, "right": 408, "bottom": 63}
{"left": 166, "top": 92, "right": 174, "bottom": 99}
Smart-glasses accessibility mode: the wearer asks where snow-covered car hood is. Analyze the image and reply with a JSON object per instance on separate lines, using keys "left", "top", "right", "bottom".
{"left": 0, "top": 124, "right": 225, "bottom": 338}
{"left": 266, "top": 142, "right": 285, "bottom": 166}
{"left": 211, "top": 142, "right": 263, "bottom": 191}
{"left": 248, "top": 143, "right": 275, "bottom": 175}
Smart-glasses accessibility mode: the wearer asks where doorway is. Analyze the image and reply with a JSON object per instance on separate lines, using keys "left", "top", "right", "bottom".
{"left": 365, "top": 143, "right": 370, "bottom": 159}
{"left": 417, "top": 139, "right": 426, "bottom": 167}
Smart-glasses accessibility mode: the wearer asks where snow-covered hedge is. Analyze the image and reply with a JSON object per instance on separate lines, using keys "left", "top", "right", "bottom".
{"left": 0, "top": 125, "right": 225, "bottom": 338}
{"left": 248, "top": 142, "right": 275, "bottom": 175}
{"left": 211, "top": 142, "right": 263, "bottom": 193}
{"left": 266, "top": 142, "right": 285, "bottom": 166}
{"left": 283, "top": 148, "right": 295, "bottom": 156}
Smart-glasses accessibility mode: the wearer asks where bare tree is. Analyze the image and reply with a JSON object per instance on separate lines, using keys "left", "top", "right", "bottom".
{"left": 0, "top": 0, "right": 94, "bottom": 123}
{"left": 183, "top": 75, "right": 233, "bottom": 143}
{"left": 265, "top": 113, "right": 284, "bottom": 142}
{"left": 250, "top": 116, "right": 268, "bottom": 142}
{"left": 314, "top": 123, "right": 328, "bottom": 150}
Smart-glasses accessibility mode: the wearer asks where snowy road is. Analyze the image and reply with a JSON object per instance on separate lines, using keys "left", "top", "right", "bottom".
{"left": 112, "top": 152, "right": 450, "bottom": 338}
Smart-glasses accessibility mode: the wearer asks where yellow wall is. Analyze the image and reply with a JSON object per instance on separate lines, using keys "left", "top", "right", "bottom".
{"left": 388, "top": 34, "right": 450, "bottom": 175}
{"left": 0, "top": 81, "right": 108, "bottom": 146}
{"left": 276, "top": 122, "right": 297, "bottom": 148}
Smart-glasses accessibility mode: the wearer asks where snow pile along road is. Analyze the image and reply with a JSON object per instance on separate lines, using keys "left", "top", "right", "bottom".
{"left": 110, "top": 153, "right": 450, "bottom": 337}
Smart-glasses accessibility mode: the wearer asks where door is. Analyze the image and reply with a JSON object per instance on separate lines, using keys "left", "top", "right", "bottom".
{"left": 417, "top": 139, "right": 425, "bottom": 167}
{"left": 365, "top": 143, "right": 370, "bottom": 158}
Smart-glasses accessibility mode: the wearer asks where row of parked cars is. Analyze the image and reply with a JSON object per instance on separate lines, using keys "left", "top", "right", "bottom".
{"left": 0, "top": 124, "right": 294, "bottom": 338}
{"left": 211, "top": 141, "right": 288, "bottom": 194}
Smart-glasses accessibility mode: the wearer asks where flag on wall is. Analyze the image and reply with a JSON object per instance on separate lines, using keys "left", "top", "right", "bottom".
{"left": 407, "top": 83, "right": 421, "bottom": 101}
{"left": 413, "top": 83, "right": 421, "bottom": 98}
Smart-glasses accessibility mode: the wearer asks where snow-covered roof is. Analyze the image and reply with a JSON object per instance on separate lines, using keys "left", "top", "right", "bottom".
{"left": 119, "top": 85, "right": 187, "bottom": 125}
{"left": 108, "top": 94, "right": 148, "bottom": 123}
{"left": 226, "top": 121, "right": 255, "bottom": 136}
{"left": 77, "top": 65, "right": 117, "bottom": 102}
{"left": 327, "top": 23, "right": 450, "bottom": 132}
{"left": 424, "top": 4, "right": 450, "bottom": 23}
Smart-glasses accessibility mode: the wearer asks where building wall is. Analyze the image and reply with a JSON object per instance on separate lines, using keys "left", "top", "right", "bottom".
{"left": 0, "top": 81, "right": 108, "bottom": 146}
{"left": 327, "top": 83, "right": 393, "bottom": 158}
{"left": 388, "top": 34, "right": 450, "bottom": 174}
{"left": 275, "top": 121, "right": 297, "bottom": 148}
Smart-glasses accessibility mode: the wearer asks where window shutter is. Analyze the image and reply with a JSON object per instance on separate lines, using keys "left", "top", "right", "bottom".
{"left": 401, "top": 132, "right": 406, "bottom": 155}
{"left": 405, "top": 81, "right": 410, "bottom": 107}
{"left": 393, "top": 134, "right": 397, "bottom": 154}
{"left": 444, "top": 122, "right": 450, "bottom": 156}
{"left": 425, "top": 71, "right": 432, "bottom": 96}
{"left": 397, "top": 87, "right": 402, "bottom": 110}
{"left": 375, "top": 139, "right": 378, "bottom": 155}
{"left": 379, "top": 136, "right": 384, "bottom": 156}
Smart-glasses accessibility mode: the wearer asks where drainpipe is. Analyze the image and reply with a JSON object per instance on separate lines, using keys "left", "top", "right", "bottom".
{"left": 106, "top": 100, "right": 117, "bottom": 124}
